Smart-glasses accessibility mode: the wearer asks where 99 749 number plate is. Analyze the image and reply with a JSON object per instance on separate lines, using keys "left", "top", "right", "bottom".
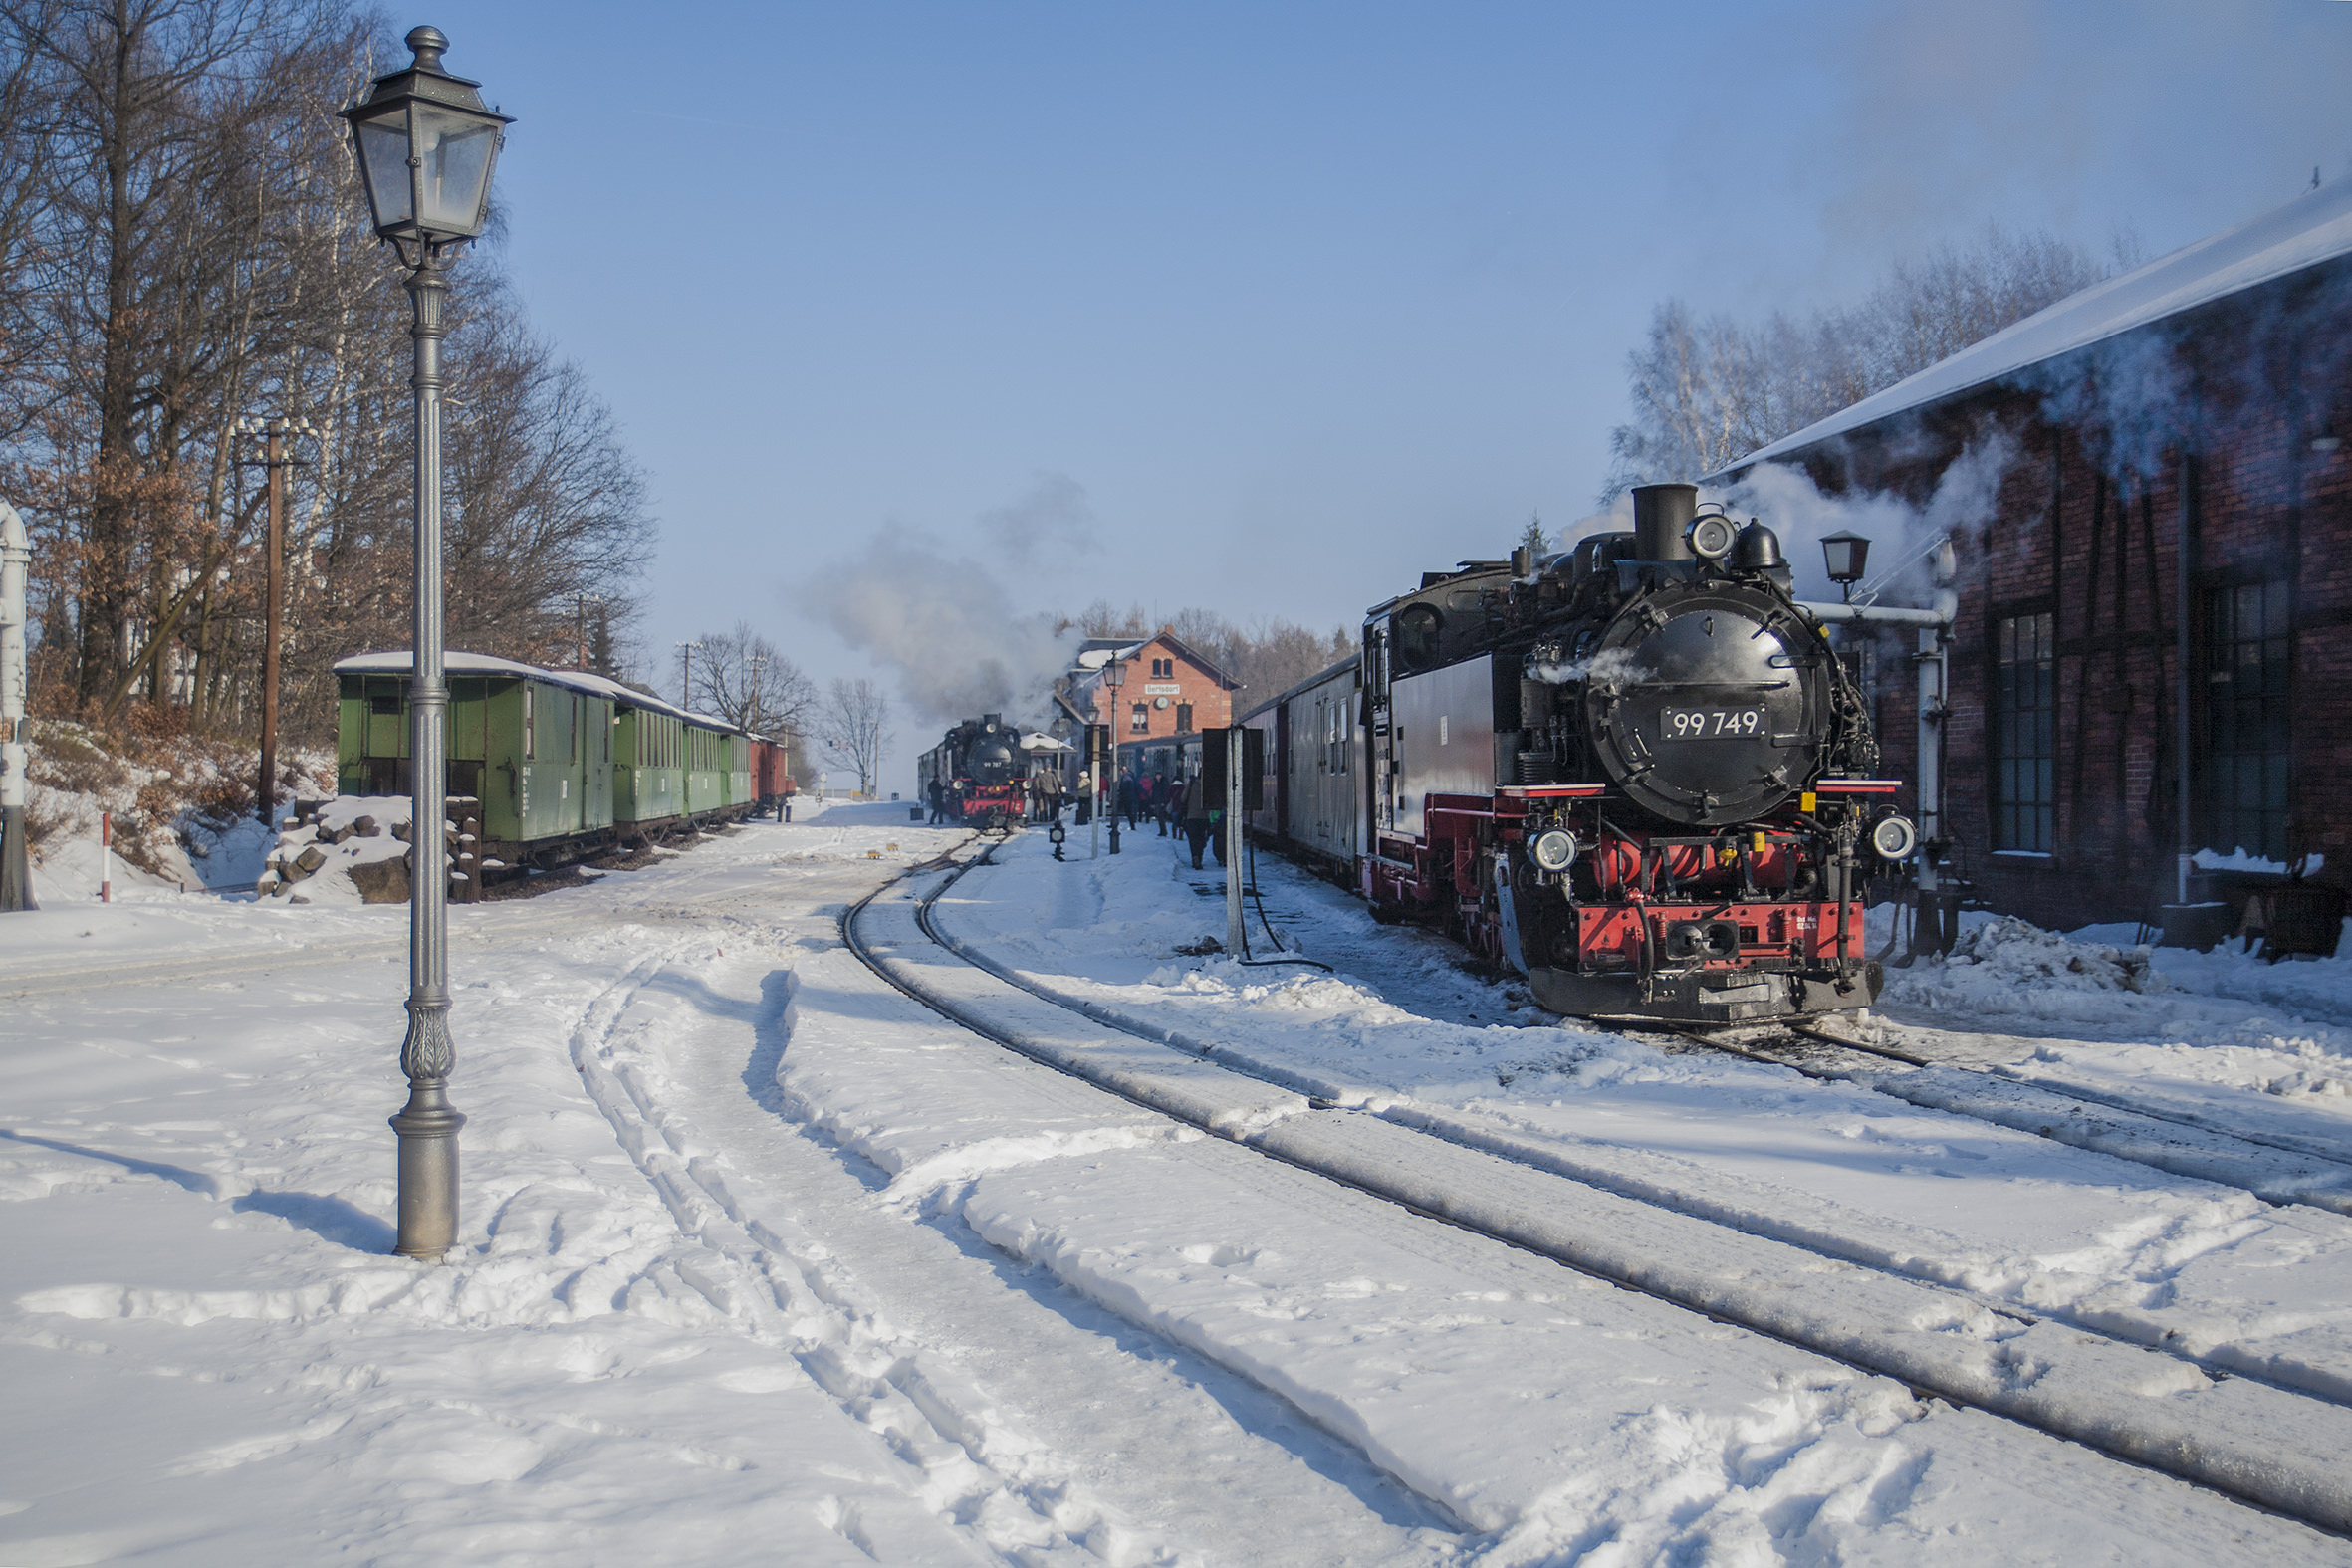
{"left": 1659, "top": 704, "right": 1767, "bottom": 741}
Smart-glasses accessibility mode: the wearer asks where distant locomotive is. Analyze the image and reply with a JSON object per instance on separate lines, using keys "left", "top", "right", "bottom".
{"left": 1239, "top": 483, "right": 1916, "bottom": 1023}
{"left": 920, "top": 714, "right": 1026, "bottom": 828}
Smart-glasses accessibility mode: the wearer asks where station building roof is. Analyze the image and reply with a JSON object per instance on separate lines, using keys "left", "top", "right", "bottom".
{"left": 1724, "top": 177, "right": 2352, "bottom": 474}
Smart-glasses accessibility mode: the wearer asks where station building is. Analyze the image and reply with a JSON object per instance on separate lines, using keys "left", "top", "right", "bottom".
{"left": 1058, "top": 630, "right": 1239, "bottom": 745}
{"left": 1719, "top": 179, "right": 2352, "bottom": 933}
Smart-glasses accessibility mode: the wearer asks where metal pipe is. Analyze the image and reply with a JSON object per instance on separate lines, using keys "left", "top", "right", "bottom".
{"left": 1226, "top": 726, "right": 1245, "bottom": 954}
{"left": 1795, "top": 596, "right": 1958, "bottom": 630}
{"left": 2177, "top": 453, "right": 2196, "bottom": 904}
{"left": 259, "top": 422, "right": 285, "bottom": 825}
{"left": 390, "top": 252, "right": 464, "bottom": 1262}
{"left": 1, "top": 499, "right": 31, "bottom": 911}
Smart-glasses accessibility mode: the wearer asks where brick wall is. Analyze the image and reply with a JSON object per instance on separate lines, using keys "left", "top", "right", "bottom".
{"left": 1079, "top": 632, "right": 1234, "bottom": 741}
{"left": 1773, "top": 257, "right": 2352, "bottom": 929}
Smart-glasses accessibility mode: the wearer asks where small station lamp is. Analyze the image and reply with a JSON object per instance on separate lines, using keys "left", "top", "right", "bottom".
{"left": 342, "top": 25, "right": 513, "bottom": 1263}
{"left": 1820, "top": 530, "right": 1871, "bottom": 602}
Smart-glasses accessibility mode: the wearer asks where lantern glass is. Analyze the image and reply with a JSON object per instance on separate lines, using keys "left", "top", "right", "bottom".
{"left": 1104, "top": 659, "right": 1126, "bottom": 688}
{"left": 353, "top": 103, "right": 415, "bottom": 232}
{"left": 411, "top": 102, "right": 501, "bottom": 236}
{"left": 1820, "top": 530, "right": 1870, "bottom": 584}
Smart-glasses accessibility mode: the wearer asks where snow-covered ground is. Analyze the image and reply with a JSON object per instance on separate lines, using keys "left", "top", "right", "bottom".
{"left": 6, "top": 804, "right": 2350, "bottom": 1563}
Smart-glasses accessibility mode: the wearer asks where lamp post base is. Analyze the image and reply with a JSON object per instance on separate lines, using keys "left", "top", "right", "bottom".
{"left": 390, "top": 1079, "right": 466, "bottom": 1259}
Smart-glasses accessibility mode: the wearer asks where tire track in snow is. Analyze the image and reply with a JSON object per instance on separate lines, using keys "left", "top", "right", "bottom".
{"left": 558, "top": 922, "right": 1361, "bottom": 1566}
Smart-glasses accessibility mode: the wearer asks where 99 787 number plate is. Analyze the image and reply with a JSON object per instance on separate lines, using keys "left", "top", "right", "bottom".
{"left": 1659, "top": 704, "right": 1767, "bottom": 741}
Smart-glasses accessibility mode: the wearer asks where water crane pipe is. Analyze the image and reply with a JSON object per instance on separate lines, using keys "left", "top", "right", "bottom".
{"left": 1797, "top": 537, "right": 1960, "bottom": 955}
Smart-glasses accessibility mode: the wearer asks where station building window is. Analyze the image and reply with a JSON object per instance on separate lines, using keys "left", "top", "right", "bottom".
{"left": 1131, "top": 703, "right": 1149, "bottom": 733}
{"left": 1992, "top": 610, "right": 2056, "bottom": 853}
{"left": 2201, "top": 578, "right": 2292, "bottom": 861}
{"left": 1176, "top": 703, "right": 1193, "bottom": 733}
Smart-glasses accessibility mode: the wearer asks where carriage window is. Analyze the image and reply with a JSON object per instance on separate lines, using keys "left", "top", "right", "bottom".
{"left": 524, "top": 686, "right": 536, "bottom": 761}
{"left": 1992, "top": 611, "right": 2055, "bottom": 852}
{"left": 2202, "top": 579, "right": 2292, "bottom": 861}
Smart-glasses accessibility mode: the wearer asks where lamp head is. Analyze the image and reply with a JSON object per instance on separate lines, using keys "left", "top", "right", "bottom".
{"left": 342, "top": 26, "right": 514, "bottom": 247}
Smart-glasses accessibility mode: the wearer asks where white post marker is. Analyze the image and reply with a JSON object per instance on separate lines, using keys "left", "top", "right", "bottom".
{"left": 0, "top": 498, "right": 30, "bottom": 911}
{"left": 100, "top": 810, "right": 112, "bottom": 904}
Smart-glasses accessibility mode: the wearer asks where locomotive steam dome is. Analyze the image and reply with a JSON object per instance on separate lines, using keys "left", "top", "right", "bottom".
{"left": 1579, "top": 579, "right": 1829, "bottom": 827}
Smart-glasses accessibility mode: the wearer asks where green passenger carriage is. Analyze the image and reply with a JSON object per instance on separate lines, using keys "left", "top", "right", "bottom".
{"left": 334, "top": 651, "right": 773, "bottom": 881}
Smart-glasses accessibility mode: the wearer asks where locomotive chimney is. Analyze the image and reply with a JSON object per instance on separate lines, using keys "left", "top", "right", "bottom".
{"left": 1631, "top": 483, "right": 1698, "bottom": 562}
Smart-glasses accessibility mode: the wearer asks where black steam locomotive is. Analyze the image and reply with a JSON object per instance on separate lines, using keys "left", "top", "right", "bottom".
{"left": 1354, "top": 483, "right": 1915, "bottom": 1022}
{"left": 918, "top": 715, "right": 1026, "bottom": 828}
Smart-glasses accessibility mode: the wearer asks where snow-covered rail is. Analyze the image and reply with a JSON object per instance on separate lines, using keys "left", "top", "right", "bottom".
{"left": 1666, "top": 1023, "right": 2352, "bottom": 1216}
{"left": 845, "top": 852, "right": 2352, "bottom": 1538}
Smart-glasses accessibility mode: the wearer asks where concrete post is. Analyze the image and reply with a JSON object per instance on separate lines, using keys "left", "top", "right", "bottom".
{"left": 1, "top": 500, "right": 31, "bottom": 911}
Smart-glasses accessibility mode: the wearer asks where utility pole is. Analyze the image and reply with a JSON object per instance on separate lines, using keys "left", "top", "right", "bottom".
{"left": 746, "top": 653, "right": 767, "bottom": 731}
{"left": 676, "top": 640, "right": 702, "bottom": 709}
{"left": 238, "top": 417, "right": 319, "bottom": 827}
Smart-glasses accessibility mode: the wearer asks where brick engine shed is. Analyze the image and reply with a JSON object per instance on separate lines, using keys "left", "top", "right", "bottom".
{"left": 1719, "top": 180, "right": 2352, "bottom": 933}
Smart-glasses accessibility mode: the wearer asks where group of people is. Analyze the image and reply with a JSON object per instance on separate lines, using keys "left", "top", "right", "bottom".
{"left": 1094, "top": 766, "right": 1228, "bottom": 870}
{"left": 926, "top": 765, "right": 1227, "bottom": 869}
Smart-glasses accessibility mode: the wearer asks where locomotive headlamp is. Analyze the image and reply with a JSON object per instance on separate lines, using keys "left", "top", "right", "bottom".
{"left": 1531, "top": 828, "right": 1577, "bottom": 872}
{"left": 1821, "top": 530, "right": 1870, "bottom": 602}
{"left": 1869, "top": 813, "right": 1919, "bottom": 861}
{"left": 1686, "top": 512, "right": 1738, "bottom": 561}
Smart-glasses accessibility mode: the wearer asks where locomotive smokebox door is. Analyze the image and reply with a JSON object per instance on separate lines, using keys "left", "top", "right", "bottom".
{"left": 1582, "top": 586, "right": 1826, "bottom": 827}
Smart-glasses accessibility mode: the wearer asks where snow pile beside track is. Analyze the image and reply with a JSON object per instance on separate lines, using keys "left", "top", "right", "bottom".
{"left": 1887, "top": 914, "right": 2167, "bottom": 1019}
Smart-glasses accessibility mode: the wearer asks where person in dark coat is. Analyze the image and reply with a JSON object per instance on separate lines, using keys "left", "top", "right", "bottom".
{"left": 927, "top": 779, "right": 946, "bottom": 825}
{"left": 1117, "top": 770, "right": 1139, "bottom": 828}
{"left": 1180, "top": 771, "right": 1223, "bottom": 870}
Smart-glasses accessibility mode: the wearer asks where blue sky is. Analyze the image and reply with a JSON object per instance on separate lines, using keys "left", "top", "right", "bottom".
{"left": 420, "top": 0, "right": 2352, "bottom": 780}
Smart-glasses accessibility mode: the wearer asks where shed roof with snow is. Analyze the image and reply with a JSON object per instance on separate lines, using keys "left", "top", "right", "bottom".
{"left": 1726, "top": 179, "right": 2352, "bottom": 473}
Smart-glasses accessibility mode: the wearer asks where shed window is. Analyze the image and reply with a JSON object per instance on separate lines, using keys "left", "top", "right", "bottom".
{"left": 1992, "top": 611, "right": 2055, "bottom": 853}
{"left": 2202, "top": 579, "right": 2292, "bottom": 861}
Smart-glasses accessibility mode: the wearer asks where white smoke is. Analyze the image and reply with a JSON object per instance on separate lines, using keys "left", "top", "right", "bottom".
{"left": 800, "top": 523, "right": 1079, "bottom": 728}
{"left": 1527, "top": 645, "right": 1649, "bottom": 689}
{"left": 1719, "top": 430, "right": 2015, "bottom": 603}
{"left": 979, "top": 470, "right": 1100, "bottom": 568}
{"left": 1563, "top": 432, "right": 2015, "bottom": 606}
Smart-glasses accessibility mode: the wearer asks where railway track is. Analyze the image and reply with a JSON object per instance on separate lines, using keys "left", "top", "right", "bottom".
{"left": 843, "top": 849, "right": 2352, "bottom": 1538}
{"left": 1646, "top": 1018, "right": 2352, "bottom": 1217}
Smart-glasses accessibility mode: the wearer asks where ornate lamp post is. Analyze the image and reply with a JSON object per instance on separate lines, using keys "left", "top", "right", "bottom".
{"left": 342, "top": 25, "right": 512, "bottom": 1261}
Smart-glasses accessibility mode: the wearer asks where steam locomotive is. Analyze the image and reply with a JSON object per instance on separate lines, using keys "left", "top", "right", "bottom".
{"left": 918, "top": 714, "right": 1027, "bottom": 828}
{"left": 1244, "top": 483, "right": 1915, "bottom": 1024}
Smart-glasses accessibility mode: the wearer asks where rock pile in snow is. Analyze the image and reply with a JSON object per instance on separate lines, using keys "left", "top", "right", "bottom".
{"left": 257, "top": 795, "right": 422, "bottom": 905}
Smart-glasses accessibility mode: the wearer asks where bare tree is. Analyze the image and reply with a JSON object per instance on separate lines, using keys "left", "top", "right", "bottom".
{"left": 818, "top": 676, "right": 891, "bottom": 796}
{"left": 690, "top": 620, "right": 816, "bottom": 739}
{"left": 1603, "top": 225, "right": 2126, "bottom": 498}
